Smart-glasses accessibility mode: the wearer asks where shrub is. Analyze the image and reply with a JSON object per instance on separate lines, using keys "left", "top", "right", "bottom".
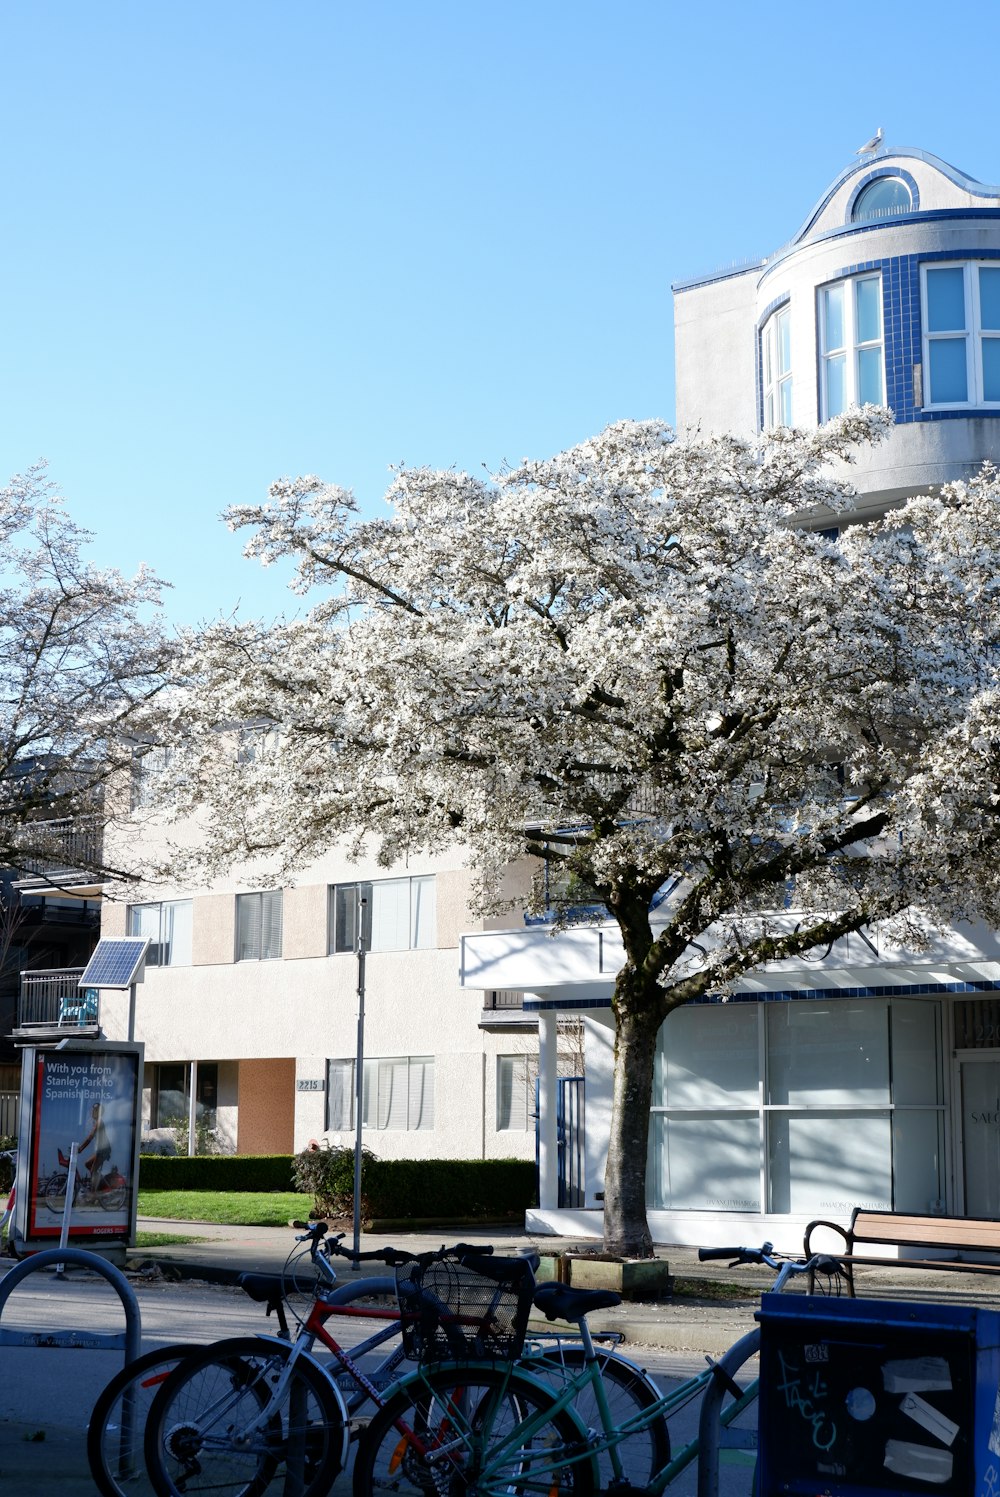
{"left": 291, "top": 1143, "right": 376, "bottom": 1216}
{"left": 291, "top": 1146, "right": 536, "bottom": 1222}
{"left": 0, "top": 1134, "right": 15, "bottom": 1193}
{"left": 137, "top": 1154, "right": 296, "bottom": 1191}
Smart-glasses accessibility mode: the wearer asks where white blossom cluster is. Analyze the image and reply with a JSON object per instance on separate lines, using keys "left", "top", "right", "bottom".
{"left": 0, "top": 464, "right": 170, "bottom": 876}
{"left": 149, "top": 410, "right": 1000, "bottom": 1006}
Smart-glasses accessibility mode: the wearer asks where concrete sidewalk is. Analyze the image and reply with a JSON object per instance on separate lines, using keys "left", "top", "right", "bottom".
{"left": 125, "top": 1214, "right": 1000, "bottom": 1355}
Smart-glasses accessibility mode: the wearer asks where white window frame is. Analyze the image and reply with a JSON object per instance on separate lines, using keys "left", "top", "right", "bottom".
{"left": 127, "top": 899, "right": 193, "bottom": 967}
{"left": 921, "top": 261, "right": 1000, "bottom": 410}
{"left": 818, "top": 273, "right": 884, "bottom": 419}
{"left": 762, "top": 305, "right": 792, "bottom": 429}
{"left": 328, "top": 876, "right": 436, "bottom": 954}
{"left": 235, "top": 889, "right": 283, "bottom": 961}
{"left": 326, "top": 1055, "right": 434, "bottom": 1131}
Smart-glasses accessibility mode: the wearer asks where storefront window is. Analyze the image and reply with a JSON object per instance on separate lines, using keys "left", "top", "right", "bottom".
{"left": 766, "top": 1001, "right": 889, "bottom": 1105}
{"left": 767, "top": 1110, "right": 891, "bottom": 1214}
{"left": 653, "top": 1003, "right": 758, "bottom": 1107}
{"left": 648, "top": 996, "right": 944, "bottom": 1215}
{"left": 648, "top": 1114, "right": 760, "bottom": 1211}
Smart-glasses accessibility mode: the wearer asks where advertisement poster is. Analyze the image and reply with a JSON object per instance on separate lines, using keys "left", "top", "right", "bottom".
{"left": 27, "top": 1049, "right": 140, "bottom": 1239}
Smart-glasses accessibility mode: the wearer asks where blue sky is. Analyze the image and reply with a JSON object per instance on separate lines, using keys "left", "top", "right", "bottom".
{"left": 2, "top": 1, "right": 997, "bottom": 625}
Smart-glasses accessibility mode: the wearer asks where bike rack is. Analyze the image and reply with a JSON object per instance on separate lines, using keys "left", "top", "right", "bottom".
{"left": 0, "top": 1247, "right": 141, "bottom": 1367}
{"left": 696, "top": 1326, "right": 762, "bottom": 1497}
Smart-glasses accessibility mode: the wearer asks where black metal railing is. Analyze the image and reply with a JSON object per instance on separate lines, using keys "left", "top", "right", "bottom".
{"left": 484, "top": 989, "right": 525, "bottom": 1011}
{"left": 9, "top": 817, "right": 103, "bottom": 879}
{"left": 15, "top": 967, "right": 94, "bottom": 1031}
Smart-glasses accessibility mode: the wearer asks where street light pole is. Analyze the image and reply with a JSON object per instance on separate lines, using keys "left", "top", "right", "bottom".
{"left": 351, "top": 896, "right": 367, "bottom": 1267}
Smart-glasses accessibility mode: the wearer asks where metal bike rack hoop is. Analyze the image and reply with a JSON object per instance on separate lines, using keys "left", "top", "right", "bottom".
{"left": 0, "top": 1248, "right": 141, "bottom": 1368}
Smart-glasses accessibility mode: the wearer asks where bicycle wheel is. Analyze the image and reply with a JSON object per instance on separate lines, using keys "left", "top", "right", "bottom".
{"left": 145, "top": 1336, "right": 346, "bottom": 1497}
{"left": 88, "top": 1343, "right": 194, "bottom": 1497}
{"left": 353, "top": 1362, "right": 595, "bottom": 1497}
{"left": 524, "top": 1343, "right": 670, "bottom": 1488}
{"left": 99, "top": 1184, "right": 129, "bottom": 1211}
{"left": 42, "top": 1171, "right": 68, "bottom": 1213}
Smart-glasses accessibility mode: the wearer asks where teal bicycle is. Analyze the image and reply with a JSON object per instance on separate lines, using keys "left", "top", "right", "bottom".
{"left": 353, "top": 1244, "right": 845, "bottom": 1497}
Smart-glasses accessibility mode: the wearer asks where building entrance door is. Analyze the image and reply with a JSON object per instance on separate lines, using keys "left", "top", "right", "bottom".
{"left": 958, "top": 1057, "right": 1000, "bottom": 1216}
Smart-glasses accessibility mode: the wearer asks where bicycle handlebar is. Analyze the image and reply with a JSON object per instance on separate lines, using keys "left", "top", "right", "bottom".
{"left": 698, "top": 1242, "right": 776, "bottom": 1265}
{"left": 290, "top": 1221, "right": 497, "bottom": 1269}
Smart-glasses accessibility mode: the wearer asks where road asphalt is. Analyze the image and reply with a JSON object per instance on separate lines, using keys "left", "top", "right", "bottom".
{"left": 1, "top": 1216, "right": 999, "bottom": 1494}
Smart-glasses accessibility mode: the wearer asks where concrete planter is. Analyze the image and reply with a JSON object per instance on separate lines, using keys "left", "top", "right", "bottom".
{"left": 565, "top": 1255, "right": 673, "bottom": 1300}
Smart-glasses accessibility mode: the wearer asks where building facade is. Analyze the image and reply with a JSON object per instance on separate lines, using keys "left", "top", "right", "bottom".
{"left": 96, "top": 799, "right": 557, "bottom": 1167}
{"left": 92, "top": 145, "right": 1000, "bottom": 1248}
{"left": 462, "top": 145, "right": 1000, "bottom": 1252}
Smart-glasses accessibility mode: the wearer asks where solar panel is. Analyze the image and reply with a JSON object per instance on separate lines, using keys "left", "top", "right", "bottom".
{"left": 78, "top": 938, "right": 149, "bottom": 990}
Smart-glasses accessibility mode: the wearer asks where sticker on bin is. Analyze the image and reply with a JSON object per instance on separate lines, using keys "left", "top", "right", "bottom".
{"left": 884, "top": 1439, "right": 953, "bottom": 1485}
{"left": 882, "top": 1357, "right": 953, "bottom": 1394}
{"left": 900, "top": 1392, "right": 959, "bottom": 1447}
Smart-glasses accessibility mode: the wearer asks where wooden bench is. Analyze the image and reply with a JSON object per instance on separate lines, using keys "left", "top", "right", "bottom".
{"left": 803, "top": 1209, "right": 1000, "bottom": 1297}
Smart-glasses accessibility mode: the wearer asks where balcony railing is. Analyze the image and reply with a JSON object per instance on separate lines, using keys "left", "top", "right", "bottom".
{"left": 484, "top": 989, "right": 525, "bottom": 1012}
{"left": 15, "top": 967, "right": 97, "bottom": 1034}
{"left": 9, "top": 816, "right": 103, "bottom": 882}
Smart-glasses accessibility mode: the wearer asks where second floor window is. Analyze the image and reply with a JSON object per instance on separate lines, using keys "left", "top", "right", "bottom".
{"left": 922, "top": 262, "right": 1000, "bottom": 408}
{"left": 819, "top": 274, "right": 884, "bottom": 418}
{"left": 127, "top": 900, "right": 193, "bottom": 967}
{"left": 236, "top": 889, "right": 283, "bottom": 961}
{"left": 762, "top": 305, "right": 792, "bottom": 428}
{"left": 329, "top": 876, "right": 436, "bottom": 954}
{"left": 131, "top": 745, "right": 175, "bottom": 810}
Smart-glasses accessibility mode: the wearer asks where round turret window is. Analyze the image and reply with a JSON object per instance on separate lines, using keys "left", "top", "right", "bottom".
{"left": 851, "top": 177, "right": 912, "bottom": 222}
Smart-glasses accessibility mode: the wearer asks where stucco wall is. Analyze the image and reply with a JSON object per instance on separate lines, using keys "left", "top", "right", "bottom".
{"left": 284, "top": 884, "right": 328, "bottom": 960}
{"left": 193, "top": 893, "right": 236, "bottom": 966}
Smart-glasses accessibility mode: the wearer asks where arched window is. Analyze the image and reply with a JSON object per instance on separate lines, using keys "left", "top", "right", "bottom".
{"left": 851, "top": 177, "right": 912, "bottom": 223}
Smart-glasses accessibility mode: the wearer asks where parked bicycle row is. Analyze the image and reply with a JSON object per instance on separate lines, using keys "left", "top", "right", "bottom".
{"left": 89, "top": 1220, "right": 850, "bottom": 1497}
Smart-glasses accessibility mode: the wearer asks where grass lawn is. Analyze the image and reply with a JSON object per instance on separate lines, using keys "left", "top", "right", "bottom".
{"left": 134, "top": 1230, "right": 211, "bottom": 1248}
{"left": 137, "top": 1190, "right": 316, "bottom": 1227}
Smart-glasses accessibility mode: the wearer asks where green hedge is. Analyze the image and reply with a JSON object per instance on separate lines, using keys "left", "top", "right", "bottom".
{"left": 136, "top": 1150, "right": 538, "bottom": 1221}
{"left": 292, "top": 1147, "right": 537, "bottom": 1221}
{"left": 363, "top": 1159, "right": 537, "bottom": 1221}
{"left": 138, "top": 1154, "right": 296, "bottom": 1192}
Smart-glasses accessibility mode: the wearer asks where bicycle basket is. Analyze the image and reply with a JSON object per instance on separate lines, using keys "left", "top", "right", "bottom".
{"left": 395, "top": 1254, "right": 535, "bottom": 1364}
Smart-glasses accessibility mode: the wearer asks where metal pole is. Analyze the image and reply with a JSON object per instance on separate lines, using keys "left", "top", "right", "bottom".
{"left": 351, "top": 896, "right": 367, "bottom": 1268}
{"left": 55, "top": 1140, "right": 79, "bottom": 1278}
{"left": 187, "top": 1061, "right": 197, "bottom": 1158}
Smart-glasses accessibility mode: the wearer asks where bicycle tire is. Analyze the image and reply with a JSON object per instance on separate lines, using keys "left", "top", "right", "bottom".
{"left": 42, "top": 1171, "right": 69, "bottom": 1213}
{"left": 99, "top": 1185, "right": 129, "bottom": 1211}
{"left": 144, "top": 1336, "right": 346, "bottom": 1497}
{"left": 353, "top": 1362, "right": 596, "bottom": 1497}
{"left": 523, "top": 1343, "right": 670, "bottom": 1487}
{"left": 87, "top": 1342, "right": 195, "bottom": 1497}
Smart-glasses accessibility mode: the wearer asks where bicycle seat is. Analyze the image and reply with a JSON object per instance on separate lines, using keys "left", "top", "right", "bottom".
{"left": 533, "top": 1282, "right": 622, "bottom": 1320}
{"left": 238, "top": 1272, "right": 286, "bottom": 1310}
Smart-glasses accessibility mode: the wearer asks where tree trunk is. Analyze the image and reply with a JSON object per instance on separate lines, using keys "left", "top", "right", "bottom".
{"left": 602, "top": 994, "right": 663, "bottom": 1258}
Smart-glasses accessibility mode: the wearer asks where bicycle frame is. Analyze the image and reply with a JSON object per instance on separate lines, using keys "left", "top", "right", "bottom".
{"left": 369, "top": 1251, "right": 828, "bottom": 1497}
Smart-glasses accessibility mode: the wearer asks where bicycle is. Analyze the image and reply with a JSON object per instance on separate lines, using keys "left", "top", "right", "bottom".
{"left": 141, "top": 1224, "right": 656, "bottom": 1497}
{"left": 89, "top": 1224, "right": 410, "bottom": 1497}
{"left": 42, "top": 1145, "right": 129, "bottom": 1212}
{"left": 351, "top": 1243, "right": 848, "bottom": 1497}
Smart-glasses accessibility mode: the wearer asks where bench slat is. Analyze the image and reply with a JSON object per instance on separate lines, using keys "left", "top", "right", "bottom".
{"left": 851, "top": 1212, "right": 1000, "bottom": 1253}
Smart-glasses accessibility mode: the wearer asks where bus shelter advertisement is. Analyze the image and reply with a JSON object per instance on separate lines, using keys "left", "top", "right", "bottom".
{"left": 26, "top": 1048, "right": 141, "bottom": 1241}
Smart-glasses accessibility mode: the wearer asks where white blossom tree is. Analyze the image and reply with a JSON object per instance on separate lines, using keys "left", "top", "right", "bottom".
{"left": 0, "top": 465, "right": 171, "bottom": 880}
{"left": 160, "top": 412, "right": 1000, "bottom": 1255}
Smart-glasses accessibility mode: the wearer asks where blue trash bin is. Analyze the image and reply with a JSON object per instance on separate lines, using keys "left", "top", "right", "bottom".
{"left": 756, "top": 1292, "right": 1000, "bottom": 1496}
